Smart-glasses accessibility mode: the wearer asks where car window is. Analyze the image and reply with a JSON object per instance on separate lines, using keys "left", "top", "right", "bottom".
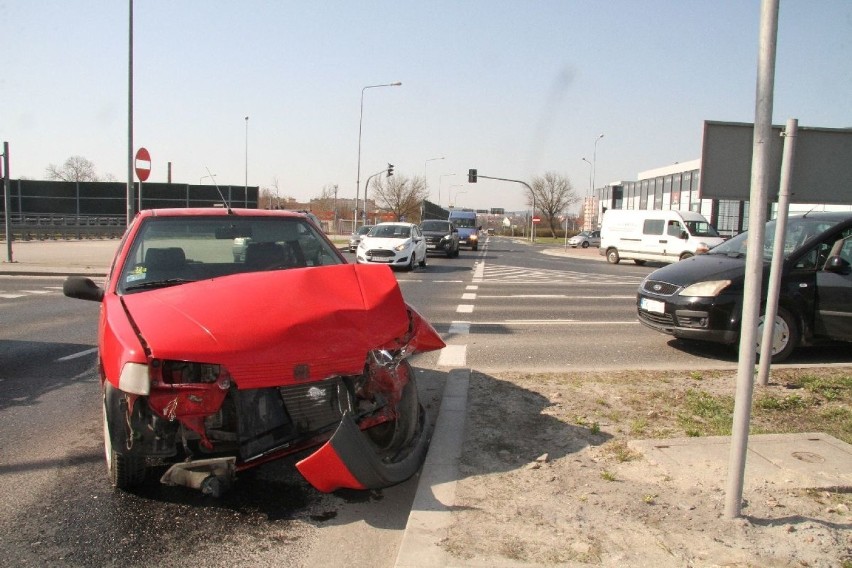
{"left": 643, "top": 219, "right": 664, "bottom": 235}
{"left": 793, "top": 227, "right": 852, "bottom": 270}
{"left": 666, "top": 221, "right": 684, "bottom": 238}
{"left": 118, "top": 216, "right": 343, "bottom": 294}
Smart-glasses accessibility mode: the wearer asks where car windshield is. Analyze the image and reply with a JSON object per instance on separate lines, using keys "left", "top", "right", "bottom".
{"left": 575, "top": 231, "right": 591, "bottom": 238}
{"left": 421, "top": 221, "right": 450, "bottom": 232}
{"left": 684, "top": 220, "right": 720, "bottom": 238}
{"left": 451, "top": 217, "right": 476, "bottom": 229}
{"left": 708, "top": 216, "right": 845, "bottom": 261}
{"left": 371, "top": 225, "right": 410, "bottom": 238}
{"left": 356, "top": 225, "right": 373, "bottom": 236}
{"left": 117, "top": 215, "right": 343, "bottom": 294}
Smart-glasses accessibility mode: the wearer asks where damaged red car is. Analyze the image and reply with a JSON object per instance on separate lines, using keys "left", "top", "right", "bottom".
{"left": 64, "top": 208, "right": 445, "bottom": 496}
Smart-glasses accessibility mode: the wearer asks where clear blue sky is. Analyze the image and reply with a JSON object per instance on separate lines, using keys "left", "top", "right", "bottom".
{"left": 2, "top": 1, "right": 850, "bottom": 213}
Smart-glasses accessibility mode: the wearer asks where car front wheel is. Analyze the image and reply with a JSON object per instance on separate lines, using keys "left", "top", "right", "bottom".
{"left": 756, "top": 306, "right": 799, "bottom": 363}
{"left": 606, "top": 248, "right": 620, "bottom": 264}
{"left": 103, "top": 386, "right": 146, "bottom": 489}
{"left": 581, "top": 241, "right": 589, "bottom": 248}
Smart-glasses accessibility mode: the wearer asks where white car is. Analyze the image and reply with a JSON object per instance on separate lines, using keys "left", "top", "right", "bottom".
{"left": 356, "top": 222, "right": 427, "bottom": 270}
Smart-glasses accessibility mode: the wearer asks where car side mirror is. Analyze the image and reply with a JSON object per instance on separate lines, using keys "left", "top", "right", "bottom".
{"left": 64, "top": 276, "right": 105, "bottom": 302}
{"left": 823, "top": 255, "right": 852, "bottom": 275}
{"left": 680, "top": 231, "right": 689, "bottom": 240}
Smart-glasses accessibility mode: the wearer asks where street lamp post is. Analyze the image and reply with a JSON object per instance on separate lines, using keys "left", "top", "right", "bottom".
{"left": 439, "top": 173, "right": 455, "bottom": 207}
{"left": 244, "top": 116, "right": 249, "bottom": 206}
{"left": 452, "top": 189, "right": 467, "bottom": 207}
{"left": 355, "top": 82, "right": 402, "bottom": 228}
{"left": 592, "top": 133, "right": 604, "bottom": 195}
{"left": 425, "top": 156, "right": 444, "bottom": 199}
{"left": 581, "top": 157, "right": 592, "bottom": 196}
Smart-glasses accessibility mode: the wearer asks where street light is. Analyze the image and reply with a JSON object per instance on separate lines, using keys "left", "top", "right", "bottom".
{"left": 439, "top": 173, "right": 455, "bottom": 207}
{"left": 355, "top": 81, "right": 402, "bottom": 227}
{"left": 581, "top": 157, "right": 592, "bottom": 196}
{"left": 592, "top": 133, "right": 604, "bottom": 195}
{"left": 424, "top": 156, "right": 444, "bottom": 199}
{"left": 244, "top": 116, "right": 249, "bottom": 206}
{"left": 452, "top": 189, "right": 467, "bottom": 207}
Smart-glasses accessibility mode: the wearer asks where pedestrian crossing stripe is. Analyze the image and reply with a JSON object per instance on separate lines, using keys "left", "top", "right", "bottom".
{"left": 476, "top": 263, "right": 642, "bottom": 285}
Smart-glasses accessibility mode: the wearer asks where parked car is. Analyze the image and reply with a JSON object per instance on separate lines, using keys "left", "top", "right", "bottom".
{"left": 348, "top": 224, "right": 374, "bottom": 252}
{"left": 420, "top": 219, "right": 460, "bottom": 257}
{"left": 63, "top": 208, "right": 445, "bottom": 495}
{"left": 567, "top": 230, "right": 600, "bottom": 248}
{"left": 636, "top": 211, "right": 852, "bottom": 362}
{"left": 356, "top": 222, "right": 427, "bottom": 270}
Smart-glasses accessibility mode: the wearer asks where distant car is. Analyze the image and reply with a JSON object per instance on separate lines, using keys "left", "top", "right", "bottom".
{"left": 568, "top": 230, "right": 601, "bottom": 248}
{"left": 349, "top": 224, "right": 374, "bottom": 252}
{"left": 420, "top": 219, "right": 460, "bottom": 258}
{"left": 62, "top": 208, "right": 445, "bottom": 495}
{"left": 637, "top": 212, "right": 852, "bottom": 363}
{"left": 356, "top": 222, "right": 427, "bottom": 270}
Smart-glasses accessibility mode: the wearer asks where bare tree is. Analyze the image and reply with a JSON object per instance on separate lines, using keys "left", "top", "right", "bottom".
{"left": 527, "top": 171, "right": 580, "bottom": 235}
{"left": 45, "top": 156, "right": 99, "bottom": 182}
{"left": 370, "top": 174, "right": 428, "bottom": 222}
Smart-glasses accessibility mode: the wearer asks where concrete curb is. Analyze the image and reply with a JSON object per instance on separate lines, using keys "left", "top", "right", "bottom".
{"left": 395, "top": 368, "right": 470, "bottom": 568}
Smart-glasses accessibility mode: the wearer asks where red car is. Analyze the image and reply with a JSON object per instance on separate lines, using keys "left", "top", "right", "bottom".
{"left": 64, "top": 208, "right": 445, "bottom": 496}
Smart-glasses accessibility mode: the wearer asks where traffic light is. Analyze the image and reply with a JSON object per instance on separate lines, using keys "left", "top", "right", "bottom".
{"left": 387, "top": 163, "right": 394, "bottom": 177}
{"left": 468, "top": 168, "right": 477, "bottom": 183}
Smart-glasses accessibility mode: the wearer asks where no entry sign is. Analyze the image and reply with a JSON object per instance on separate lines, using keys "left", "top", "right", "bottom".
{"left": 135, "top": 147, "right": 151, "bottom": 182}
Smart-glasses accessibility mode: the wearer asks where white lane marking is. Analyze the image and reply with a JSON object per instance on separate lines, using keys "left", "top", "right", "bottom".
{"left": 20, "top": 290, "right": 52, "bottom": 294}
{"left": 461, "top": 293, "right": 476, "bottom": 300}
{"left": 57, "top": 347, "right": 98, "bottom": 362}
{"left": 472, "top": 261, "right": 485, "bottom": 282}
{"left": 437, "top": 344, "right": 467, "bottom": 367}
{"left": 466, "top": 285, "right": 478, "bottom": 290}
{"left": 456, "top": 304, "right": 474, "bottom": 314}
{"left": 477, "top": 294, "right": 635, "bottom": 299}
{"left": 0, "top": 294, "right": 26, "bottom": 299}
{"left": 448, "top": 321, "right": 471, "bottom": 334}
{"left": 495, "top": 320, "right": 639, "bottom": 325}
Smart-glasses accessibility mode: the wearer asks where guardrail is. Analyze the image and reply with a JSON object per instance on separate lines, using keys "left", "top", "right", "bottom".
{"left": 0, "top": 214, "right": 126, "bottom": 240}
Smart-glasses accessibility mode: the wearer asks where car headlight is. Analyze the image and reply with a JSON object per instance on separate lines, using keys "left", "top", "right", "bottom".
{"left": 469, "top": 234, "right": 478, "bottom": 241}
{"left": 394, "top": 241, "right": 410, "bottom": 252}
{"left": 443, "top": 234, "right": 451, "bottom": 240}
{"left": 680, "top": 280, "right": 731, "bottom": 297}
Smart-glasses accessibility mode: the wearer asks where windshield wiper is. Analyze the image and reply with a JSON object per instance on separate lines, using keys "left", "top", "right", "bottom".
{"left": 125, "top": 278, "right": 195, "bottom": 292}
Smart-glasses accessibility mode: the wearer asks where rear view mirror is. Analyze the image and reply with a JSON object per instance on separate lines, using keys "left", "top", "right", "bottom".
{"left": 824, "top": 255, "right": 851, "bottom": 275}
{"left": 64, "top": 277, "right": 104, "bottom": 302}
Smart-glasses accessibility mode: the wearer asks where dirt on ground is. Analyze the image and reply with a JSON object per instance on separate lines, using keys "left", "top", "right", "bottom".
{"left": 442, "top": 367, "right": 852, "bottom": 567}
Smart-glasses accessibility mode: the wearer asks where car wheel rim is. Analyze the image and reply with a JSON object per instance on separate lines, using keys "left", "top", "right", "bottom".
{"left": 758, "top": 315, "right": 790, "bottom": 355}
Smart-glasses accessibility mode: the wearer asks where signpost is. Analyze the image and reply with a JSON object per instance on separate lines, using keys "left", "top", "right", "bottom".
{"left": 135, "top": 147, "right": 150, "bottom": 211}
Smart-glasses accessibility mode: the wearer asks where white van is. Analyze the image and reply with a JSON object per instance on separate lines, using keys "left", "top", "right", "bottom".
{"left": 599, "top": 209, "right": 725, "bottom": 265}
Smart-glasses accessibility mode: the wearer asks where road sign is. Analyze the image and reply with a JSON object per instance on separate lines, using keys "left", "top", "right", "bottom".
{"left": 135, "top": 147, "right": 151, "bottom": 182}
{"left": 532, "top": 216, "right": 541, "bottom": 224}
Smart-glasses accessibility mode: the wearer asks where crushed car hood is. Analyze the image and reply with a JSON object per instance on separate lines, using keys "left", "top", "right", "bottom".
{"left": 121, "top": 264, "right": 438, "bottom": 388}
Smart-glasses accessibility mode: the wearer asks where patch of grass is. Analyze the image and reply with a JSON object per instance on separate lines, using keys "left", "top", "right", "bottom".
{"left": 590, "top": 422, "right": 601, "bottom": 435}
{"left": 600, "top": 470, "right": 617, "bottom": 482}
{"left": 630, "top": 417, "right": 648, "bottom": 435}
{"left": 601, "top": 440, "right": 641, "bottom": 462}
{"left": 676, "top": 389, "right": 734, "bottom": 436}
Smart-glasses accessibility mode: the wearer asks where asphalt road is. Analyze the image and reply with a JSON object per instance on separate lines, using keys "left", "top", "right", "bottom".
{"left": 0, "top": 237, "right": 848, "bottom": 566}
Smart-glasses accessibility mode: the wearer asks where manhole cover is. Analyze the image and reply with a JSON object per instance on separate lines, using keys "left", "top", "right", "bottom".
{"left": 791, "top": 451, "right": 824, "bottom": 463}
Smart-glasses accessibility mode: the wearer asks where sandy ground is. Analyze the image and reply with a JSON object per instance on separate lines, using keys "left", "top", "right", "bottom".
{"left": 441, "top": 369, "right": 851, "bottom": 567}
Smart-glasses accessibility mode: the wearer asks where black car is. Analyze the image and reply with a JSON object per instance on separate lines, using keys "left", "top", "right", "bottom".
{"left": 637, "top": 212, "right": 852, "bottom": 362}
{"left": 420, "top": 219, "right": 460, "bottom": 258}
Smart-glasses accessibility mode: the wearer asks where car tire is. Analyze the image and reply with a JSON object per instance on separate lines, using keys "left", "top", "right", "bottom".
{"left": 757, "top": 306, "right": 799, "bottom": 363}
{"left": 633, "top": 259, "right": 646, "bottom": 266}
{"left": 419, "top": 251, "right": 427, "bottom": 268}
{"left": 472, "top": 244, "right": 478, "bottom": 251}
{"left": 103, "top": 390, "right": 146, "bottom": 490}
{"left": 406, "top": 255, "right": 415, "bottom": 271}
{"left": 363, "top": 361, "right": 422, "bottom": 457}
{"left": 581, "top": 241, "right": 589, "bottom": 248}
{"left": 606, "top": 248, "right": 620, "bottom": 264}
{"left": 680, "top": 252, "right": 694, "bottom": 261}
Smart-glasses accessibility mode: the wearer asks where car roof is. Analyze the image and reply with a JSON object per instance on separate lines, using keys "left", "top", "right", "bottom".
{"left": 140, "top": 208, "right": 305, "bottom": 219}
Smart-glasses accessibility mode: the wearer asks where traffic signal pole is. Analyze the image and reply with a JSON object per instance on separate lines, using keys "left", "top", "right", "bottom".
{"left": 468, "top": 171, "right": 537, "bottom": 242}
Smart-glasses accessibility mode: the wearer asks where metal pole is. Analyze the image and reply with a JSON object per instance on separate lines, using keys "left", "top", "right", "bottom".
{"left": 126, "top": 0, "right": 135, "bottom": 225}
{"left": 592, "top": 134, "right": 604, "bottom": 194}
{"left": 3, "top": 142, "right": 12, "bottom": 262}
{"left": 725, "top": 0, "right": 779, "bottom": 519}
{"left": 244, "top": 116, "right": 249, "bottom": 208}
{"left": 757, "top": 118, "right": 797, "bottom": 386}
